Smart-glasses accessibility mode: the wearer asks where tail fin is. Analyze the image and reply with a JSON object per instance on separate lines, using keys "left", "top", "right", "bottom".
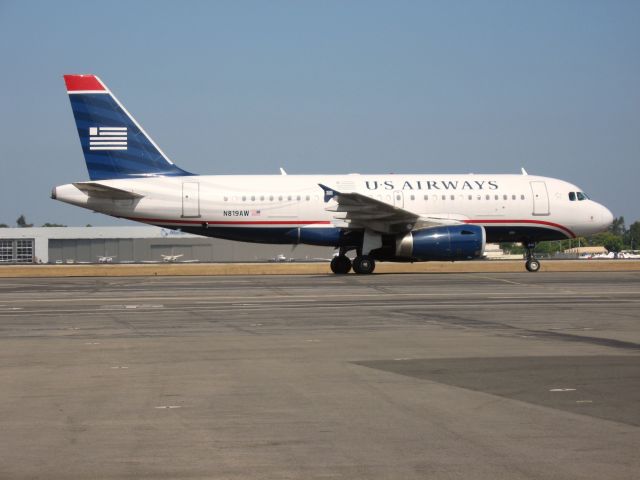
{"left": 64, "top": 74, "right": 192, "bottom": 180}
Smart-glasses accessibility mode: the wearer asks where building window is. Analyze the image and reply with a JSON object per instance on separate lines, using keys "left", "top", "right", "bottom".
{"left": 0, "top": 239, "right": 34, "bottom": 264}
{"left": 0, "top": 240, "right": 12, "bottom": 263}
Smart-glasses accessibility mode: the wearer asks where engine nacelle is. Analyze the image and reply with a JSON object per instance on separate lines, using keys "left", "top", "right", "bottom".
{"left": 395, "top": 225, "right": 486, "bottom": 261}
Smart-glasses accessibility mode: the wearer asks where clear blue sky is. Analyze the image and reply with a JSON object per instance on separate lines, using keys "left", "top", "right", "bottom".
{"left": 1, "top": 0, "right": 638, "bottom": 227}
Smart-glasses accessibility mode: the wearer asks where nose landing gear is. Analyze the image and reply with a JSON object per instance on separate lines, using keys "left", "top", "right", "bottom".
{"left": 524, "top": 242, "right": 541, "bottom": 272}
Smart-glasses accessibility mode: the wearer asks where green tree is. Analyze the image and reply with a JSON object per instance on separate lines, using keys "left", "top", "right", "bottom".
{"left": 16, "top": 215, "right": 33, "bottom": 228}
{"left": 41, "top": 223, "right": 67, "bottom": 227}
{"left": 628, "top": 221, "right": 640, "bottom": 250}
{"left": 0, "top": 223, "right": 8, "bottom": 228}
{"left": 609, "top": 216, "right": 625, "bottom": 236}
{"left": 594, "top": 232, "right": 623, "bottom": 253}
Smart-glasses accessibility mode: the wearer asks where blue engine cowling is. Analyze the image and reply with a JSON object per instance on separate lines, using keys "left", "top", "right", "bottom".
{"left": 395, "top": 225, "right": 486, "bottom": 261}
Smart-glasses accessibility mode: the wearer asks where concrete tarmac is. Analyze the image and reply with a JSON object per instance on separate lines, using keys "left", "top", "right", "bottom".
{"left": 0, "top": 272, "right": 639, "bottom": 479}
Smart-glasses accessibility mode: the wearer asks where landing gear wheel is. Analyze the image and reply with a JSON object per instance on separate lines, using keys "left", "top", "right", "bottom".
{"left": 352, "top": 255, "right": 375, "bottom": 275}
{"left": 525, "top": 259, "right": 541, "bottom": 272}
{"left": 330, "top": 255, "right": 352, "bottom": 274}
{"left": 523, "top": 241, "right": 540, "bottom": 273}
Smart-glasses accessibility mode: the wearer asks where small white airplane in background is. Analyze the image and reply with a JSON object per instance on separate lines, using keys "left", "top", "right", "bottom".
{"left": 53, "top": 75, "right": 615, "bottom": 274}
{"left": 97, "top": 255, "right": 116, "bottom": 263}
{"left": 161, "top": 254, "right": 184, "bottom": 262}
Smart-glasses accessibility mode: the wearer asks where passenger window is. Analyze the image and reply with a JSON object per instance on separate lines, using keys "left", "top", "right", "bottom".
{"left": 503, "top": 195, "right": 507, "bottom": 200}
{"left": 521, "top": 195, "right": 525, "bottom": 200}
{"left": 288, "top": 195, "right": 292, "bottom": 201}
{"left": 512, "top": 195, "right": 516, "bottom": 200}
{"left": 424, "top": 195, "right": 428, "bottom": 200}
{"left": 296, "top": 195, "right": 301, "bottom": 201}
{"left": 485, "top": 194, "right": 490, "bottom": 200}
{"left": 569, "top": 192, "right": 576, "bottom": 201}
{"left": 242, "top": 196, "right": 246, "bottom": 201}
{"left": 306, "top": 195, "right": 310, "bottom": 201}
{"left": 278, "top": 196, "right": 283, "bottom": 201}
{"left": 495, "top": 195, "right": 499, "bottom": 200}
{"left": 260, "top": 196, "right": 264, "bottom": 201}
{"left": 410, "top": 195, "right": 415, "bottom": 201}
{"left": 251, "top": 195, "right": 255, "bottom": 201}
{"left": 450, "top": 195, "right": 455, "bottom": 200}
{"left": 269, "top": 195, "right": 274, "bottom": 201}
{"left": 468, "top": 195, "right": 472, "bottom": 200}
{"left": 223, "top": 196, "right": 228, "bottom": 202}
{"left": 442, "top": 195, "right": 446, "bottom": 201}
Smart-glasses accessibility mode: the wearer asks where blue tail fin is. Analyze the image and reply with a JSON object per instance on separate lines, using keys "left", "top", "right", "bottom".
{"left": 64, "top": 74, "right": 192, "bottom": 180}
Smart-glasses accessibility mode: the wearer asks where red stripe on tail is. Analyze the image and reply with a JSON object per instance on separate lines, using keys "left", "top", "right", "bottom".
{"left": 64, "top": 74, "right": 105, "bottom": 92}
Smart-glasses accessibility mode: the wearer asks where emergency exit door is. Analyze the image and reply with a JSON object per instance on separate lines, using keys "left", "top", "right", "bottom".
{"left": 182, "top": 182, "right": 200, "bottom": 218}
{"left": 530, "top": 181, "right": 549, "bottom": 216}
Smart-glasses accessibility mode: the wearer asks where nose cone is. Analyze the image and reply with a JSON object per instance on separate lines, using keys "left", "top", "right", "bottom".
{"left": 598, "top": 204, "right": 614, "bottom": 231}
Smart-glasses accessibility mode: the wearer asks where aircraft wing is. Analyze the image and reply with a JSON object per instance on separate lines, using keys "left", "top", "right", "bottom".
{"left": 318, "top": 184, "right": 453, "bottom": 234}
{"left": 72, "top": 182, "right": 144, "bottom": 199}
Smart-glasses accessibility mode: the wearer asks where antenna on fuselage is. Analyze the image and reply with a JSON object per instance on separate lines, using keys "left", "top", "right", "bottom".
{"left": 521, "top": 167, "right": 528, "bottom": 175}
{"left": 279, "top": 167, "right": 288, "bottom": 175}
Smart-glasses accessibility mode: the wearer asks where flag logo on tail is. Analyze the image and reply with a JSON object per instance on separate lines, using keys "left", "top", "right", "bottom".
{"left": 89, "top": 127, "right": 127, "bottom": 151}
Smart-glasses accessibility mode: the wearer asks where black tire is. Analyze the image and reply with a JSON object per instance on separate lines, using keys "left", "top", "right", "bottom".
{"left": 525, "top": 259, "right": 541, "bottom": 272}
{"left": 330, "top": 255, "right": 352, "bottom": 274}
{"left": 352, "top": 255, "right": 375, "bottom": 274}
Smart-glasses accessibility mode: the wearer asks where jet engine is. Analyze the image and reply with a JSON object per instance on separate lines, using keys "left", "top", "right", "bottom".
{"left": 395, "top": 225, "right": 486, "bottom": 261}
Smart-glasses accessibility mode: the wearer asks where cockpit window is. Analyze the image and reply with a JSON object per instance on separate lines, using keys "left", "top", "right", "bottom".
{"left": 568, "top": 192, "right": 576, "bottom": 201}
{"left": 577, "top": 192, "right": 588, "bottom": 201}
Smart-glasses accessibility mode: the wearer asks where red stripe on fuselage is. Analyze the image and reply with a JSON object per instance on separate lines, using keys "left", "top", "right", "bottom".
{"left": 123, "top": 216, "right": 332, "bottom": 226}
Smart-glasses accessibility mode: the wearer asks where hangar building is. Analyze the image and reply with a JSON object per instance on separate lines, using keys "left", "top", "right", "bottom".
{"left": 0, "top": 227, "right": 334, "bottom": 264}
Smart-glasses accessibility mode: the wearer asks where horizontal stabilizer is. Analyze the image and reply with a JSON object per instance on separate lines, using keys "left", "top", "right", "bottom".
{"left": 72, "top": 182, "right": 144, "bottom": 199}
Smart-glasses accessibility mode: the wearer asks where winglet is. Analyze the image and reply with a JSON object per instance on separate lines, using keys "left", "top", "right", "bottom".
{"left": 279, "top": 167, "right": 287, "bottom": 175}
{"left": 318, "top": 184, "right": 339, "bottom": 203}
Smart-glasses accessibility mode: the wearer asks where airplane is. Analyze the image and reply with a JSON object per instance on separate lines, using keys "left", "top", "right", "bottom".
{"left": 52, "top": 74, "right": 614, "bottom": 274}
{"left": 97, "top": 255, "right": 116, "bottom": 263}
{"left": 160, "top": 254, "right": 184, "bottom": 262}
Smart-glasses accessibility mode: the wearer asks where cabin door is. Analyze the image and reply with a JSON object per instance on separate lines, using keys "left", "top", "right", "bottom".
{"left": 182, "top": 182, "right": 200, "bottom": 218}
{"left": 530, "top": 181, "right": 550, "bottom": 216}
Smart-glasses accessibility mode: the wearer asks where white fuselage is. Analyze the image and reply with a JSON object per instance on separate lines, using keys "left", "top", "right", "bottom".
{"left": 54, "top": 173, "right": 613, "bottom": 247}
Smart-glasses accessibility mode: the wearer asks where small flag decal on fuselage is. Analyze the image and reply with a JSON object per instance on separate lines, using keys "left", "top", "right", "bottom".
{"left": 89, "top": 127, "right": 127, "bottom": 150}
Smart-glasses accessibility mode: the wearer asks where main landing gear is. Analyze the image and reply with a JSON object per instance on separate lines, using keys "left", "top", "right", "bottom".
{"left": 524, "top": 242, "right": 541, "bottom": 272}
{"left": 352, "top": 255, "right": 375, "bottom": 275}
{"left": 330, "top": 254, "right": 352, "bottom": 274}
{"left": 330, "top": 251, "right": 376, "bottom": 275}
